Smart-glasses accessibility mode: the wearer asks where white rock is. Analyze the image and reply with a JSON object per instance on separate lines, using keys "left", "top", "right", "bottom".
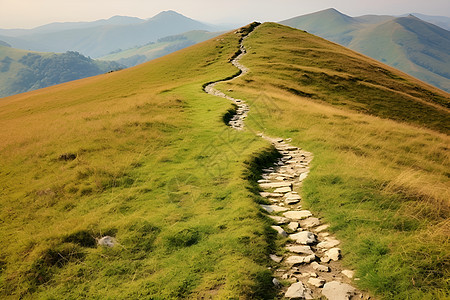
{"left": 274, "top": 186, "right": 292, "bottom": 193}
{"left": 309, "top": 272, "right": 318, "bottom": 278}
{"left": 286, "top": 245, "right": 314, "bottom": 255}
{"left": 308, "top": 277, "right": 325, "bottom": 288}
{"left": 289, "top": 231, "right": 317, "bottom": 244}
{"left": 257, "top": 179, "right": 271, "bottom": 183}
{"left": 315, "top": 224, "right": 330, "bottom": 232}
{"left": 317, "top": 238, "right": 340, "bottom": 249}
{"left": 283, "top": 210, "right": 313, "bottom": 220}
{"left": 287, "top": 222, "right": 299, "bottom": 232}
{"left": 325, "top": 248, "right": 341, "bottom": 261}
{"left": 268, "top": 215, "right": 290, "bottom": 224}
{"left": 285, "top": 193, "right": 301, "bottom": 200}
{"left": 300, "top": 217, "right": 321, "bottom": 228}
{"left": 259, "top": 181, "right": 293, "bottom": 189}
{"left": 286, "top": 254, "right": 316, "bottom": 265}
{"left": 311, "top": 262, "right": 330, "bottom": 272}
{"left": 322, "top": 281, "right": 356, "bottom": 300}
{"left": 341, "top": 270, "right": 355, "bottom": 279}
{"left": 299, "top": 173, "right": 309, "bottom": 181}
{"left": 284, "top": 282, "right": 313, "bottom": 299}
{"left": 271, "top": 225, "right": 288, "bottom": 237}
{"left": 286, "top": 198, "right": 300, "bottom": 205}
{"left": 260, "top": 204, "right": 288, "bottom": 213}
{"left": 270, "top": 254, "right": 283, "bottom": 263}
{"left": 273, "top": 278, "right": 282, "bottom": 288}
{"left": 98, "top": 236, "right": 116, "bottom": 247}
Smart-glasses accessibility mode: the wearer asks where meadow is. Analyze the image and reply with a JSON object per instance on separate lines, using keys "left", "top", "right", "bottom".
{"left": 0, "top": 25, "right": 276, "bottom": 299}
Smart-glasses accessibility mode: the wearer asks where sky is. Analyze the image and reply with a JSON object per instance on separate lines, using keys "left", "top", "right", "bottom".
{"left": 1, "top": 0, "right": 450, "bottom": 29}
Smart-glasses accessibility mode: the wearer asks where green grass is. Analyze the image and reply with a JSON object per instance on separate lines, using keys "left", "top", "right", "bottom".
{"left": 217, "top": 22, "right": 449, "bottom": 299}
{"left": 0, "top": 25, "right": 276, "bottom": 299}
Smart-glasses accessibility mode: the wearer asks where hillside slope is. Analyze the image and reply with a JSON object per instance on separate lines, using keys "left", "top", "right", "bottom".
{"left": 0, "top": 24, "right": 274, "bottom": 299}
{"left": 0, "top": 22, "right": 448, "bottom": 299}
{"left": 280, "top": 9, "right": 450, "bottom": 92}
{"left": 0, "top": 45, "right": 122, "bottom": 97}
{"left": 100, "top": 30, "right": 223, "bottom": 67}
{"left": 0, "top": 11, "right": 215, "bottom": 58}
{"left": 217, "top": 22, "right": 449, "bottom": 299}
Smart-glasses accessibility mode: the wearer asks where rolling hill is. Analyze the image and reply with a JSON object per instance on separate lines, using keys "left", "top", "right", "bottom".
{"left": 0, "top": 22, "right": 448, "bottom": 299}
{"left": 0, "top": 11, "right": 217, "bottom": 58}
{"left": 280, "top": 8, "right": 450, "bottom": 92}
{"left": 100, "top": 30, "right": 223, "bottom": 67}
{"left": 0, "top": 45, "right": 122, "bottom": 97}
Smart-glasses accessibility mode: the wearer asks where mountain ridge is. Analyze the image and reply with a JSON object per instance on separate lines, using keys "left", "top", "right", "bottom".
{"left": 280, "top": 9, "right": 450, "bottom": 92}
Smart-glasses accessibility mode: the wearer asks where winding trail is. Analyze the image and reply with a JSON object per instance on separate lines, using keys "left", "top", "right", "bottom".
{"left": 204, "top": 25, "right": 369, "bottom": 300}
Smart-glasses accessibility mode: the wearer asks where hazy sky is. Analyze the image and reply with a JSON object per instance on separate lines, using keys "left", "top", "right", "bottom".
{"left": 1, "top": 0, "right": 449, "bottom": 29}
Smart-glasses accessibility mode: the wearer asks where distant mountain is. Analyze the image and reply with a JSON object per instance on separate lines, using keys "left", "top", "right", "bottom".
{"left": 408, "top": 13, "right": 450, "bottom": 31}
{"left": 0, "top": 45, "right": 123, "bottom": 97}
{"left": 349, "top": 15, "right": 450, "bottom": 92}
{"left": 0, "top": 16, "right": 144, "bottom": 37}
{"left": 280, "top": 8, "right": 362, "bottom": 45}
{"left": 100, "top": 30, "right": 223, "bottom": 67}
{"left": 0, "top": 40, "right": 10, "bottom": 47}
{"left": 280, "top": 9, "right": 450, "bottom": 92}
{"left": 0, "top": 11, "right": 217, "bottom": 58}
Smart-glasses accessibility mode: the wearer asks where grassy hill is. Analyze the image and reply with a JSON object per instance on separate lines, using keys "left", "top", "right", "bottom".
{"left": 100, "top": 30, "right": 223, "bottom": 67}
{"left": 0, "top": 45, "right": 122, "bottom": 97}
{"left": 280, "top": 9, "right": 450, "bottom": 92}
{"left": 217, "top": 22, "right": 449, "bottom": 299}
{"left": 0, "top": 22, "right": 449, "bottom": 299}
{"left": 0, "top": 11, "right": 216, "bottom": 58}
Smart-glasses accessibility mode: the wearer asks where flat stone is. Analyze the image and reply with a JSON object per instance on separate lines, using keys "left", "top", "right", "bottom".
{"left": 299, "top": 173, "right": 309, "bottom": 181}
{"left": 257, "top": 179, "right": 271, "bottom": 183}
{"left": 300, "top": 217, "right": 321, "bottom": 228}
{"left": 289, "top": 231, "right": 317, "bottom": 244}
{"left": 270, "top": 254, "right": 283, "bottom": 263}
{"left": 268, "top": 215, "right": 290, "bottom": 224}
{"left": 259, "top": 192, "right": 271, "bottom": 198}
{"left": 286, "top": 198, "right": 300, "bottom": 205}
{"left": 275, "top": 176, "right": 287, "bottom": 181}
{"left": 286, "top": 245, "right": 314, "bottom": 255}
{"left": 271, "top": 225, "right": 288, "bottom": 237}
{"left": 311, "top": 262, "right": 330, "bottom": 272}
{"left": 98, "top": 236, "right": 116, "bottom": 247}
{"left": 260, "top": 204, "right": 288, "bottom": 213}
{"left": 285, "top": 193, "right": 301, "bottom": 200}
{"left": 286, "top": 146, "right": 299, "bottom": 151}
{"left": 286, "top": 254, "right": 316, "bottom": 265}
{"left": 274, "top": 186, "right": 292, "bottom": 193}
{"left": 317, "top": 238, "right": 340, "bottom": 249}
{"left": 309, "top": 272, "right": 318, "bottom": 278}
{"left": 324, "top": 248, "right": 341, "bottom": 261}
{"left": 287, "top": 222, "right": 299, "bottom": 232}
{"left": 270, "top": 193, "right": 285, "bottom": 198}
{"left": 341, "top": 270, "right": 355, "bottom": 279}
{"left": 322, "top": 281, "right": 356, "bottom": 300}
{"left": 284, "top": 282, "right": 313, "bottom": 299}
{"left": 259, "top": 181, "right": 293, "bottom": 189}
{"left": 283, "top": 210, "right": 313, "bottom": 220}
{"left": 308, "top": 277, "right": 325, "bottom": 288}
{"left": 315, "top": 224, "right": 330, "bottom": 232}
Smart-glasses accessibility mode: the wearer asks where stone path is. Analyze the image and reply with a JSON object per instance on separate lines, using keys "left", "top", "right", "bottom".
{"left": 204, "top": 25, "right": 370, "bottom": 300}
